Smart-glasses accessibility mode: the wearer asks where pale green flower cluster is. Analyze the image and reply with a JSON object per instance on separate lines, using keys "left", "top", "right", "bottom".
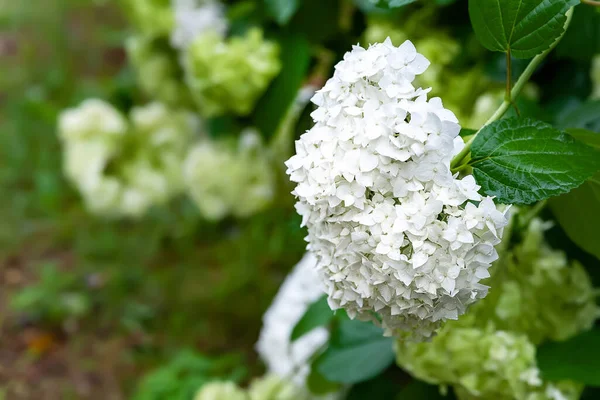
{"left": 183, "top": 130, "right": 274, "bottom": 220}
{"left": 184, "top": 28, "right": 281, "bottom": 117}
{"left": 59, "top": 99, "right": 198, "bottom": 218}
{"left": 194, "top": 375, "right": 310, "bottom": 400}
{"left": 395, "top": 218, "right": 598, "bottom": 400}
{"left": 122, "top": 0, "right": 174, "bottom": 38}
{"left": 126, "top": 35, "right": 192, "bottom": 107}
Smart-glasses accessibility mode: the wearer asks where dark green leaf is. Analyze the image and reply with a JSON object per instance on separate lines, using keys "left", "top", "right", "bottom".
{"left": 549, "top": 128, "right": 600, "bottom": 260}
{"left": 265, "top": 0, "right": 301, "bottom": 25}
{"left": 291, "top": 295, "right": 334, "bottom": 341}
{"left": 556, "top": 5, "right": 600, "bottom": 61}
{"left": 470, "top": 117, "right": 600, "bottom": 204}
{"left": 252, "top": 34, "right": 311, "bottom": 140}
{"left": 460, "top": 128, "right": 477, "bottom": 138}
{"left": 315, "top": 318, "right": 394, "bottom": 384}
{"left": 346, "top": 374, "right": 401, "bottom": 400}
{"left": 307, "top": 367, "right": 340, "bottom": 395}
{"left": 468, "top": 0, "right": 578, "bottom": 58}
{"left": 397, "top": 380, "right": 450, "bottom": 399}
{"left": 288, "top": 0, "right": 342, "bottom": 43}
{"left": 538, "top": 329, "right": 600, "bottom": 386}
{"left": 556, "top": 101, "right": 600, "bottom": 133}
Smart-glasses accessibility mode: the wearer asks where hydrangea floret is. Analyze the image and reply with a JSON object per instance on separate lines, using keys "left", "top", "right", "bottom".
{"left": 285, "top": 39, "right": 509, "bottom": 340}
{"left": 59, "top": 100, "right": 198, "bottom": 217}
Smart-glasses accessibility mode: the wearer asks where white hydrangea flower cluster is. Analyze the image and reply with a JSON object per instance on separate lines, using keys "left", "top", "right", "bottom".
{"left": 285, "top": 39, "right": 509, "bottom": 340}
{"left": 256, "top": 253, "right": 338, "bottom": 398}
{"left": 59, "top": 100, "right": 198, "bottom": 218}
{"left": 170, "top": 0, "right": 228, "bottom": 50}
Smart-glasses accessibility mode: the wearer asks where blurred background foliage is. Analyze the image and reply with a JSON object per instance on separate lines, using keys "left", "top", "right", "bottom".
{"left": 0, "top": 0, "right": 599, "bottom": 398}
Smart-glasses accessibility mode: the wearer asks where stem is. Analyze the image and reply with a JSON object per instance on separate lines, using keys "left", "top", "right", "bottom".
{"left": 450, "top": 7, "right": 575, "bottom": 170}
{"left": 582, "top": 0, "right": 600, "bottom": 6}
{"left": 519, "top": 200, "right": 547, "bottom": 228}
{"left": 506, "top": 48, "right": 512, "bottom": 102}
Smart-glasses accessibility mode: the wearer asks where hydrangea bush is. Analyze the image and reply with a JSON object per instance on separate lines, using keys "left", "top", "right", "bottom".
{"left": 52, "top": 0, "right": 600, "bottom": 399}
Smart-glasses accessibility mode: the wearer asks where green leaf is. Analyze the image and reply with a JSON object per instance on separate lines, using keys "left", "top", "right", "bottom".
{"left": 469, "top": 117, "right": 600, "bottom": 204}
{"left": 557, "top": 101, "right": 600, "bottom": 133}
{"left": 538, "top": 329, "right": 600, "bottom": 385}
{"left": 252, "top": 34, "right": 311, "bottom": 140}
{"left": 265, "top": 0, "right": 301, "bottom": 25}
{"left": 549, "top": 128, "right": 600, "bottom": 260}
{"left": 468, "top": 0, "right": 578, "bottom": 58}
{"left": 353, "top": 0, "right": 413, "bottom": 12}
{"left": 306, "top": 367, "right": 340, "bottom": 395}
{"left": 556, "top": 5, "right": 600, "bottom": 61}
{"left": 291, "top": 295, "right": 334, "bottom": 341}
{"left": 315, "top": 318, "right": 394, "bottom": 384}
{"left": 346, "top": 374, "right": 402, "bottom": 400}
{"left": 388, "top": 0, "right": 417, "bottom": 7}
{"left": 396, "top": 380, "right": 448, "bottom": 399}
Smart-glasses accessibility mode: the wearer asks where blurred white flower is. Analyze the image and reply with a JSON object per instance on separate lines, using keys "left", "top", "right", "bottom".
{"left": 170, "top": 0, "right": 228, "bottom": 50}
{"left": 285, "top": 39, "right": 508, "bottom": 340}
{"left": 58, "top": 100, "right": 198, "bottom": 218}
{"left": 194, "top": 381, "right": 247, "bottom": 400}
{"left": 256, "top": 254, "right": 342, "bottom": 399}
{"left": 183, "top": 129, "right": 275, "bottom": 220}
{"left": 256, "top": 254, "right": 327, "bottom": 385}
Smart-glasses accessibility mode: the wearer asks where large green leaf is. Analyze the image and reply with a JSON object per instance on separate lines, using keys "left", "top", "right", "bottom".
{"left": 469, "top": 118, "right": 600, "bottom": 204}
{"left": 549, "top": 128, "right": 600, "bottom": 260}
{"left": 538, "top": 329, "right": 600, "bottom": 386}
{"left": 468, "top": 0, "right": 578, "bottom": 58}
{"left": 315, "top": 318, "right": 394, "bottom": 384}
{"left": 291, "top": 295, "right": 335, "bottom": 341}
{"left": 264, "top": 0, "right": 301, "bottom": 25}
{"left": 252, "top": 34, "right": 311, "bottom": 140}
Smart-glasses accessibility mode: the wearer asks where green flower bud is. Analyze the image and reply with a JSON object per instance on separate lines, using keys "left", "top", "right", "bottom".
{"left": 184, "top": 28, "right": 281, "bottom": 117}
{"left": 126, "top": 35, "right": 192, "bottom": 107}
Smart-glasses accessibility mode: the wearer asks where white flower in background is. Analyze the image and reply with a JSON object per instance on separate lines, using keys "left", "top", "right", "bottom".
{"left": 285, "top": 39, "right": 509, "bottom": 340}
{"left": 256, "top": 254, "right": 342, "bottom": 399}
{"left": 184, "top": 129, "right": 274, "bottom": 220}
{"left": 58, "top": 100, "right": 198, "bottom": 218}
{"left": 256, "top": 254, "right": 327, "bottom": 386}
{"left": 170, "top": 0, "right": 228, "bottom": 50}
